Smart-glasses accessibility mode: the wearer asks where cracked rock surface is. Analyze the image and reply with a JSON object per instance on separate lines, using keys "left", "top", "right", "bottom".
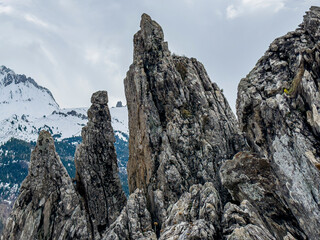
{"left": 1, "top": 130, "right": 89, "bottom": 240}
{"left": 74, "top": 91, "right": 127, "bottom": 238}
{"left": 102, "top": 189, "right": 157, "bottom": 240}
{"left": 220, "top": 152, "right": 306, "bottom": 239}
{"left": 237, "top": 6, "right": 320, "bottom": 239}
{"left": 124, "top": 13, "right": 246, "bottom": 228}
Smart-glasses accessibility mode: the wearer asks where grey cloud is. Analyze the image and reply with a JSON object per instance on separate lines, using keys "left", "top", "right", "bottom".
{"left": 0, "top": 0, "right": 318, "bottom": 110}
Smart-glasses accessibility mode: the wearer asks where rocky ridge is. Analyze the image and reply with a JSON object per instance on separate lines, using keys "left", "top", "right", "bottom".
{"left": 2, "top": 6, "right": 320, "bottom": 240}
{"left": 237, "top": 6, "right": 320, "bottom": 239}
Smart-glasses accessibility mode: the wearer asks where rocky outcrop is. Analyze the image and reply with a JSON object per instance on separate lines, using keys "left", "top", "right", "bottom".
{"left": 74, "top": 91, "right": 127, "bottom": 238}
{"left": 237, "top": 6, "right": 320, "bottom": 239}
{"left": 160, "top": 182, "right": 220, "bottom": 239}
{"left": 220, "top": 152, "right": 306, "bottom": 239}
{"left": 102, "top": 189, "right": 156, "bottom": 240}
{"left": 124, "top": 13, "right": 246, "bottom": 227}
{"left": 1, "top": 130, "right": 89, "bottom": 240}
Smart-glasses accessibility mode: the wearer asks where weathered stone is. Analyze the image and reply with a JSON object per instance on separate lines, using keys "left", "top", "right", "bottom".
{"left": 222, "top": 201, "right": 275, "bottom": 240}
{"left": 1, "top": 131, "right": 89, "bottom": 240}
{"left": 160, "top": 182, "right": 220, "bottom": 239}
{"left": 102, "top": 189, "right": 156, "bottom": 240}
{"left": 237, "top": 7, "right": 320, "bottom": 238}
{"left": 125, "top": 13, "right": 246, "bottom": 228}
{"left": 220, "top": 152, "right": 306, "bottom": 239}
{"left": 74, "top": 91, "right": 127, "bottom": 238}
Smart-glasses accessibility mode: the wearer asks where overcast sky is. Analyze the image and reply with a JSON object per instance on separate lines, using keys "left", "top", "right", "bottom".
{"left": 0, "top": 0, "right": 318, "bottom": 112}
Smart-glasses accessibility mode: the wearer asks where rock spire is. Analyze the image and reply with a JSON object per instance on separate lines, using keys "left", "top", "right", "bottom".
{"left": 1, "top": 130, "right": 89, "bottom": 240}
{"left": 74, "top": 91, "right": 127, "bottom": 238}
{"left": 124, "top": 13, "right": 247, "bottom": 228}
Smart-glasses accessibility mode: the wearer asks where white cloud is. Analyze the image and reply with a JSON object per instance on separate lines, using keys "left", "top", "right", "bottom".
{"left": 226, "top": 0, "right": 286, "bottom": 19}
{"left": 226, "top": 5, "right": 239, "bottom": 19}
{"left": 24, "top": 14, "right": 50, "bottom": 28}
{"left": 0, "top": 5, "right": 13, "bottom": 14}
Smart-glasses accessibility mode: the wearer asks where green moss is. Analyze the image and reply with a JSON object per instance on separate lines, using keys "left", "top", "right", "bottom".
{"left": 181, "top": 108, "right": 192, "bottom": 118}
{"left": 284, "top": 58, "right": 305, "bottom": 97}
{"left": 175, "top": 61, "right": 187, "bottom": 80}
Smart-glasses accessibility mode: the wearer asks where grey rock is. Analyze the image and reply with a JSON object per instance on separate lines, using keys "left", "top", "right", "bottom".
{"left": 116, "top": 101, "right": 123, "bottom": 108}
{"left": 102, "top": 189, "right": 156, "bottom": 240}
{"left": 1, "top": 130, "right": 89, "bottom": 240}
{"left": 160, "top": 182, "right": 220, "bottom": 239}
{"left": 124, "top": 13, "right": 246, "bottom": 227}
{"left": 220, "top": 152, "right": 306, "bottom": 239}
{"left": 74, "top": 91, "right": 127, "bottom": 238}
{"left": 222, "top": 201, "right": 275, "bottom": 240}
{"left": 237, "top": 6, "right": 320, "bottom": 239}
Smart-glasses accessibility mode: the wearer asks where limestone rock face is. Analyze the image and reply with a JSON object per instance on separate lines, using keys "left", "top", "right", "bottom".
{"left": 237, "top": 6, "right": 320, "bottom": 239}
{"left": 1, "top": 130, "right": 89, "bottom": 240}
{"left": 125, "top": 13, "right": 246, "bottom": 225}
{"left": 74, "top": 91, "right": 127, "bottom": 237}
{"left": 220, "top": 152, "right": 306, "bottom": 239}
{"left": 102, "top": 189, "right": 157, "bottom": 240}
{"left": 160, "top": 182, "right": 220, "bottom": 240}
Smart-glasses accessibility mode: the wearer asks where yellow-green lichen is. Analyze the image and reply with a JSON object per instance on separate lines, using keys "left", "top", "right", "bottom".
{"left": 283, "top": 56, "right": 305, "bottom": 97}
{"left": 181, "top": 109, "right": 192, "bottom": 118}
{"left": 284, "top": 58, "right": 305, "bottom": 97}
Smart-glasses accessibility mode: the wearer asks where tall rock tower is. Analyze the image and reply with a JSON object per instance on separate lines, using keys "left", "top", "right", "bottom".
{"left": 74, "top": 91, "right": 127, "bottom": 238}
{"left": 124, "top": 13, "right": 247, "bottom": 225}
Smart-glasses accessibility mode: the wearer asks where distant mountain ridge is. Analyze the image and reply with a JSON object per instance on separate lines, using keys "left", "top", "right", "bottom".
{"left": 0, "top": 65, "right": 128, "bottom": 144}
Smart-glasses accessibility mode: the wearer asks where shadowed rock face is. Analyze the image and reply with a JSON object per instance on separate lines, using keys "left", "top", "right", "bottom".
{"left": 125, "top": 13, "right": 246, "bottom": 226}
{"left": 237, "top": 6, "right": 320, "bottom": 239}
{"left": 1, "top": 130, "right": 89, "bottom": 240}
{"left": 220, "top": 152, "right": 306, "bottom": 239}
{"left": 74, "top": 91, "right": 127, "bottom": 238}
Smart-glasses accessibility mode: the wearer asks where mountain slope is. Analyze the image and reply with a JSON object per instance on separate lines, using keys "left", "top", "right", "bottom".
{"left": 0, "top": 66, "right": 128, "bottom": 144}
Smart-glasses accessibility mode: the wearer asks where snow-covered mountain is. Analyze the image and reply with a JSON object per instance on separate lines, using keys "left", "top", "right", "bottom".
{"left": 0, "top": 65, "right": 128, "bottom": 144}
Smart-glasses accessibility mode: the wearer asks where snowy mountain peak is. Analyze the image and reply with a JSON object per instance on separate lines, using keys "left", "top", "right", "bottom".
{"left": 0, "top": 66, "right": 128, "bottom": 144}
{"left": 0, "top": 66, "right": 59, "bottom": 119}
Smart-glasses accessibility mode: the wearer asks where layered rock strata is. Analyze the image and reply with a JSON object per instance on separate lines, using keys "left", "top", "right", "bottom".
{"left": 1, "top": 130, "right": 89, "bottom": 240}
{"left": 237, "top": 6, "right": 320, "bottom": 239}
{"left": 74, "top": 91, "right": 127, "bottom": 237}
{"left": 124, "top": 13, "right": 247, "bottom": 227}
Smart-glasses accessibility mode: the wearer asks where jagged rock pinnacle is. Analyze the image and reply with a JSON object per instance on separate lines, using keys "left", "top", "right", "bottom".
{"left": 133, "top": 13, "right": 169, "bottom": 61}
{"left": 125, "top": 13, "right": 247, "bottom": 232}
{"left": 1, "top": 130, "right": 88, "bottom": 240}
{"left": 74, "top": 90, "right": 127, "bottom": 238}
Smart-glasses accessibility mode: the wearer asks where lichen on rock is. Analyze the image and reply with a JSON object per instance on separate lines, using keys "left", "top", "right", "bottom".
{"left": 237, "top": 6, "right": 320, "bottom": 239}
